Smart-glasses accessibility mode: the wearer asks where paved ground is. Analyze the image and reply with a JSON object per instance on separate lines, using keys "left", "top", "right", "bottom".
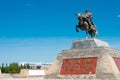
{"left": 0, "top": 74, "right": 119, "bottom": 80}
{"left": 0, "top": 74, "right": 44, "bottom": 80}
{"left": 0, "top": 77, "right": 44, "bottom": 80}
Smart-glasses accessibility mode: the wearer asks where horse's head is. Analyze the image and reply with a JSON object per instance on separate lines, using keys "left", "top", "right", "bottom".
{"left": 77, "top": 13, "right": 83, "bottom": 20}
{"left": 77, "top": 13, "right": 87, "bottom": 22}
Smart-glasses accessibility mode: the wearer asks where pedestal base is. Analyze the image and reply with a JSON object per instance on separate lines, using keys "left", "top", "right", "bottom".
{"left": 45, "top": 38, "right": 120, "bottom": 79}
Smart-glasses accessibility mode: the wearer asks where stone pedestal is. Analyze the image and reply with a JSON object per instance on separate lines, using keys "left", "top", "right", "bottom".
{"left": 45, "top": 38, "right": 120, "bottom": 79}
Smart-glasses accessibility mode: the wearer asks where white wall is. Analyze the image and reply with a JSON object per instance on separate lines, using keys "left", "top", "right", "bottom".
{"left": 28, "top": 70, "right": 45, "bottom": 76}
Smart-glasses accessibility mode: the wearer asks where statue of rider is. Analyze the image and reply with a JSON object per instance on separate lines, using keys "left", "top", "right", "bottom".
{"left": 75, "top": 10, "right": 98, "bottom": 38}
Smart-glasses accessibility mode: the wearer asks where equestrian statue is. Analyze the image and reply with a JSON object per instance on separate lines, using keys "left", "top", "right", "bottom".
{"left": 76, "top": 10, "right": 98, "bottom": 38}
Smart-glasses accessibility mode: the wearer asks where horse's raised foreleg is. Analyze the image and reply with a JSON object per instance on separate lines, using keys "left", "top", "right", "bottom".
{"left": 76, "top": 25, "right": 79, "bottom": 32}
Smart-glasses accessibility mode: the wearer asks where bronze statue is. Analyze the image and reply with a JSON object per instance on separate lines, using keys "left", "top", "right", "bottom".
{"left": 76, "top": 10, "right": 98, "bottom": 38}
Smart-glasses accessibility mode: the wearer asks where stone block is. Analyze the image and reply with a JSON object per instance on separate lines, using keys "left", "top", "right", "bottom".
{"left": 72, "top": 38, "right": 110, "bottom": 49}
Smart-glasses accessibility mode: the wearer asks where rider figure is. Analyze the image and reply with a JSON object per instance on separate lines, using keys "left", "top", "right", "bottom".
{"left": 85, "top": 9, "right": 94, "bottom": 29}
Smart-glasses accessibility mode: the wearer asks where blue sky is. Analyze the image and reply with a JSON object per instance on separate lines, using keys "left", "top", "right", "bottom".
{"left": 0, "top": 0, "right": 120, "bottom": 64}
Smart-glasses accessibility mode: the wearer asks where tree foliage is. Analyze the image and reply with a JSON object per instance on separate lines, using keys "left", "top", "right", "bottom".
{"left": 1, "top": 63, "right": 25, "bottom": 74}
{"left": 9, "top": 63, "right": 20, "bottom": 73}
{"left": 1, "top": 63, "right": 32, "bottom": 74}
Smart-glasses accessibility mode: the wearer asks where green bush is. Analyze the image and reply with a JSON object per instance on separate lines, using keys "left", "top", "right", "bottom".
{"left": 1, "top": 63, "right": 32, "bottom": 74}
{"left": 9, "top": 63, "right": 20, "bottom": 74}
{"left": 1, "top": 63, "right": 20, "bottom": 74}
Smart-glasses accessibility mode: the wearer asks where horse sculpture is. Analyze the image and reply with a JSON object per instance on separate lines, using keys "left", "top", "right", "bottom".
{"left": 76, "top": 12, "right": 98, "bottom": 38}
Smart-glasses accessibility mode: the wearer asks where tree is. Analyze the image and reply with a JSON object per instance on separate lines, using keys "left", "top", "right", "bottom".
{"left": 9, "top": 63, "right": 20, "bottom": 74}
{"left": 26, "top": 64, "right": 30, "bottom": 69}
{"left": 4, "top": 63, "right": 9, "bottom": 73}
{"left": 1, "top": 63, "right": 5, "bottom": 73}
{"left": 20, "top": 64, "right": 23, "bottom": 69}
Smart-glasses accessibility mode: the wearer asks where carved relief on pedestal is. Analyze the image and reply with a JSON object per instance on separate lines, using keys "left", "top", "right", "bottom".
{"left": 60, "top": 57, "right": 97, "bottom": 75}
